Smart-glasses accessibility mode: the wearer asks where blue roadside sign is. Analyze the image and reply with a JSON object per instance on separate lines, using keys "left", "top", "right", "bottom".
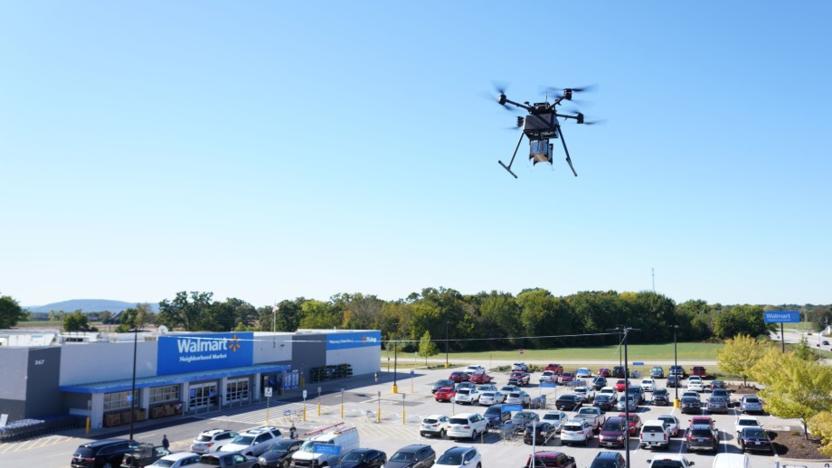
{"left": 764, "top": 310, "right": 801, "bottom": 324}
{"left": 502, "top": 404, "right": 524, "bottom": 412}
{"left": 632, "top": 361, "right": 644, "bottom": 366}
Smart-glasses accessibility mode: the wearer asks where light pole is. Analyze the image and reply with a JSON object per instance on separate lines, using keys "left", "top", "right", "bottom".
{"left": 272, "top": 304, "right": 277, "bottom": 333}
{"left": 672, "top": 325, "right": 679, "bottom": 405}
{"left": 128, "top": 324, "right": 138, "bottom": 441}
{"left": 392, "top": 338, "right": 399, "bottom": 394}
{"left": 445, "top": 321, "right": 449, "bottom": 368}
{"left": 611, "top": 326, "right": 639, "bottom": 468}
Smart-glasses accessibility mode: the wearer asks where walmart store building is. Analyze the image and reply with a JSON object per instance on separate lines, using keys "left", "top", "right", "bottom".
{"left": 0, "top": 329, "right": 380, "bottom": 429}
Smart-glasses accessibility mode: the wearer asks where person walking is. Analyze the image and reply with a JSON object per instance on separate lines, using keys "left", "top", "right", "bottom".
{"left": 161, "top": 434, "right": 170, "bottom": 451}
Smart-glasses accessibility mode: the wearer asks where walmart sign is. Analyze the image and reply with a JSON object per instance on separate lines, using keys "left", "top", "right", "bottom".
{"left": 157, "top": 332, "right": 253, "bottom": 375}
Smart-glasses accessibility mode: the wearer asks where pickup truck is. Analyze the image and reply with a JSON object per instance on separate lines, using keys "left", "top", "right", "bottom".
{"left": 575, "top": 407, "right": 605, "bottom": 431}
{"left": 639, "top": 420, "right": 671, "bottom": 450}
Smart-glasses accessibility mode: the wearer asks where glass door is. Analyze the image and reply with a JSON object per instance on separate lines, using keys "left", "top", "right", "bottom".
{"left": 189, "top": 382, "right": 218, "bottom": 411}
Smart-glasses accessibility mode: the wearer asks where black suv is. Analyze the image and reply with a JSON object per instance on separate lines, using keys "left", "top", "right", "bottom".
{"left": 386, "top": 444, "right": 435, "bottom": 468}
{"left": 71, "top": 439, "right": 137, "bottom": 468}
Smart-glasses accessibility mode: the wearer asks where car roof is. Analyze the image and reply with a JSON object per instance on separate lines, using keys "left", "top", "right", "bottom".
{"left": 451, "top": 412, "right": 477, "bottom": 418}
{"left": 81, "top": 439, "right": 129, "bottom": 448}
{"left": 444, "top": 447, "right": 472, "bottom": 455}
{"left": 533, "top": 451, "right": 563, "bottom": 459}
{"left": 595, "top": 451, "right": 621, "bottom": 460}
{"left": 424, "top": 414, "right": 446, "bottom": 419}
{"left": 161, "top": 452, "right": 199, "bottom": 461}
{"left": 243, "top": 426, "right": 279, "bottom": 434}
{"left": 644, "top": 420, "right": 665, "bottom": 426}
{"left": 398, "top": 444, "right": 429, "bottom": 452}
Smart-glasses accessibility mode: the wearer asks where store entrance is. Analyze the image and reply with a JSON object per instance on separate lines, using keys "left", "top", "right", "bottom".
{"left": 189, "top": 382, "right": 218, "bottom": 412}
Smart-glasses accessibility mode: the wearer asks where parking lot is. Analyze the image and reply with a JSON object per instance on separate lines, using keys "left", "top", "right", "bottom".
{"left": 0, "top": 364, "right": 828, "bottom": 467}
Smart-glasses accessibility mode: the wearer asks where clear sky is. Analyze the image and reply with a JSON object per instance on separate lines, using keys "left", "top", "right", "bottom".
{"left": 1, "top": 1, "right": 830, "bottom": 307}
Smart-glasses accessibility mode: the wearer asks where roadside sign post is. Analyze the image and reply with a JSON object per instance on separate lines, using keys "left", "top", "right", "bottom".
{"left": 377, "top": 391, "right": 381, "bottom": 423}
{"left": 410, "top": 369, "right": 415, "bottom": 393}
{"left": 317, "top": 386, "right": 322, "bottom": 416}
{"left": 765, "top": 310, "right": 801, "bottom": 353}
{"left": 302, "top": 389, "right": 308, "bottom": 422}
{"left": 401, "top": 393, "right": 406, "bottom": 424}
{"left": 264, "top": 386, "right": 273, "bottom": 425}
{"left": 530, "top": 419, "right": 537, "bottom": 468}
{"left": 340, "top": 388, "right": 345, "bottom": 420}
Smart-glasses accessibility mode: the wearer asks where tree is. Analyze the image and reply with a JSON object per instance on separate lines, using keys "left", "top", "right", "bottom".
{"left": 115, "top": 303, "right": 155, "bottom": 332}
{"left": 809, "top": 412, "right": 832, "bottom": 457}
{"left": 418, "top": 331, "right": 439, "bottom": 365}
{"left": 794, "top": 336, "right": 819, "bottom": 361}
{"left": 717, "top": 334, "right": 770, "bottom": 386}
{"left": 158, "top": 291, "right": 214, "bottom": 331}
{"left": 756, "top": 352, "right": 832, "bottom": 437}
{"left": 0, "top": 295, "right": 27, "bottom": 329}
{"left": 63, "top": 311, "right": 96, "bottom": 332}
{"left": 713, "top": 305, "right": 772, "bottom": 339}
{"left": 298, "top": 299, "right": 341, "bottom": 329}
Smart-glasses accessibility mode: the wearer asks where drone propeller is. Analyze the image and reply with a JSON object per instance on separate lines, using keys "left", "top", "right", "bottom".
{"left": 565, "top": 109, "right": 605, "bottom": 126}
{"left": 544, "top": 84, "right": 598, "bottom": 101}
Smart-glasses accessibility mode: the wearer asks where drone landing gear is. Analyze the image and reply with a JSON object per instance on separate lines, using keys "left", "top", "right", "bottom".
{"left": 498, "top": 133, "right": 524, "bottom": 179}
{"left": 556, "top": 125, "right": 578, "bottom": 177}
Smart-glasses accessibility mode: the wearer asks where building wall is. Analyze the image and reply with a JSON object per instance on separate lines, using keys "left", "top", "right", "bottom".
{"left": 291, "top": 333, "right": 326, "bottom": 382}
{"left": 59, "top": 341, "right": 157, "bottom": 386}
{"left": 326, "top": 346, "right": 380, "bottom": 376}
{"left": 252, "top": 333, "right": 293, "bottom": 364}
{"left": 0, "top": 348, "right": 29, "bottom": 401}
{"left": 25, "top": 347, "right": 63, "bottom": 418}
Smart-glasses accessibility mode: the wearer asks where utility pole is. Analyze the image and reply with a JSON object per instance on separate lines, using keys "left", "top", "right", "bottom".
{"left": 672, "top": 324, "right": 679, "bottom": 406}
{"left": 392, "top": 338, "right": 399, "bottom": 394}
{"left": 610, "top": 326, "right": 639, "bottom": 468}
{"left": 445, "top": 321, "right": 449, "bottom": 368}
{"left": 272, "top": 304, "right": 278, "bottom": 333}
{"left": 128, "top": 325, "right": 138, "bottom": 441}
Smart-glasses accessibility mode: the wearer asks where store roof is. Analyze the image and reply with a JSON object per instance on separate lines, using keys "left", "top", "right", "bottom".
{"left": 59, "top": 363, "right": 292, "bottom": 394}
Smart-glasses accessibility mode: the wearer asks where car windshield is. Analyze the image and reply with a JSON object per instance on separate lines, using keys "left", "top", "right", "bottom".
{"left": 563, "top": 423, "right": 582, "bottom": 431}
{"left": 198, "top": 457, "right": 221, "bottom": 466}
{"left": 738, "top": 419, "right": 757, "bottom": 426}
{"left": 457, "top": 389, "right": 470, "bottom": 395}
{"left": 299, "top": 441, "right": 333, "bottom": 453}
{"left": 342, "top": 451, "right": 366, "bottom": 462}
{"left": 197, "top": 435, "right": 213, "bottom": 442}
{"left": 659, "top": 416, "right": 674, "bottom": 423}
{"left": 449, "top": 418, "right": 469, "bottom": 425}
{"left": 603, "top": 421, "right": 623, "bottom": 431}
{"left": 595, "top": 395, "right": 609, "bottom": 401}
{"left": 485, "top": 407, "right": 501, "bottom": 416}
{"left": 642, "top": 425, "right": 664, "bottom": 433}
{"left": 691, "top": 428, "right": 712, "bottom": 437}
{"left": 543, "top": 414, "right": 561, "bottom": 420}
{"left": 437, "top": 452, "right": 464, "bottom": 464}
{"left": 423, "top": 418, "right": 438, "bottom": 424}
{"left": 744, "top": 428, "right": 766, "bottom": 438}
{"left": 231, "top": 435, "right": 255, "bottom": 445}
{"left": 390, "top": 452, "right": 416, "bottom": 462}
{"left": 650, "top": 462, "right": 684, "bottom": 468}
{"left": 270, "top": 440, "right": 296, "bottom": 451}
{"left": 481, "top": 392, "right": 494, "bottom": 397}
{"left": 682, "top": 397, "right": 697, "bottom": 403}
{"left": 510, "top": 393, "right": 520, "bottom": 398}
{"left": 745, "top": 397, "right": 760, "bottom": 403}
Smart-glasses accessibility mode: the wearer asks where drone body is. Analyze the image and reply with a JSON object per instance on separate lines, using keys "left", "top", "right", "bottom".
{"left": 492, "top": 86, "right": 596, "bottom": 178}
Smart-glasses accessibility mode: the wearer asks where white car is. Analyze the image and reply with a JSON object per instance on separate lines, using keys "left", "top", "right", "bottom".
{"left": 574, "top": 386, "right": 595, "bottom": 402}
{"left": 434, "top": 446, "right": 481, "bottom": 468}
{"left": 219, "top": 426, "right": 282, "bottom": 456}
{"left": 687, "top": 381, "right": 705, "bottom": 392}
{"left": 446, "top": 413, "right": 488, "bottom": 440}
{"left": 500, "top": 385, "right": 519, "bottom": 394}
{"left": 465, "top": 365, "right": 486, "bottom": 375}
{"left": 647, "top": 455, "right": 694, "bottom": 468}
{"left": 148, "top": 452, "right": 200, "bottom": 468}
{"left": 540, "top": 371, "right": 557, "bottom": 384}
{"left": 599, "top": 386, "right": 616, "bottom": 397}
{"left": 453, "top": 388, "right": 479, "bottom": 405}
{"left": 190, "top": 428, "right": 239, "bottom": 454}
{"left": 657, "top": 414, "right": 681, "bottom": 437}
{"left": 420, "top": 414, "right": 451, "bottom": 438}
{"left": 541, "top": 411, "right": 567, "bottom": 432}
{"left": 477, "top": 391, "right": 504, "bottom": 406}
{"left": 682, "top": 391, "right": 699, "bottom": 399}
{"left": 560, "top": 419, "right": 594, "bottom": 446}
{"left": 476, "top": 384, "right": 498, "bottom": 393}
{"left": 504, "top": 390, "right": 531, "bottom": 407}
{"left": 576, "top": 367, "right": 592, "bottom": 378}
{"left": 512, "top": 362, "right": 529, "bottom": 372}
{"left": 640, "top": 420, "right": 671, "bottom": 450}
{"left": 735, "top": 416, "right": 761, "bottom": 437}
{"left": 640, "top": 378, "right": 656, "bottom": 392}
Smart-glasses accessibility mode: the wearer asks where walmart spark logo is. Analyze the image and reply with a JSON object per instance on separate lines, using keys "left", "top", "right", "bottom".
{"left": 228, "top": 334, "right": 241, "bottom": 352}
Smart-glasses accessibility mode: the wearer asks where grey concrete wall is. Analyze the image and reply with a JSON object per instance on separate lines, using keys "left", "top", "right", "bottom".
{"left": 25, "top": 347, "right": 63, "bottom": 418}
{"left": 326, "top": 346, "right": 380, "bottom": 376}
{"left": 253, "top": 333, "right": 293, "bottom": 364}
{"left": 59, "top": 341, "right": 157, "bottom": 386}
{"left": 0, "top": 347, "right": 29, "bottom": 401}
{"left": 291, "top": 333, "right": 326, "bottom": 382}
{"left": 64, "top": 392, "right": 91, "bottom": 412}
{"left": 0, "top": 399, "right": 26, "bottom": 421}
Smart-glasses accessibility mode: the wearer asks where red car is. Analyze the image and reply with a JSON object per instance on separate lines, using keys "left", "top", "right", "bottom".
{"left": 691, "top": 366, "right": 707, "bottom": 377}
{"left": 689, "top": 415, "right": 715, "bottom": 428}
{"left": 614, "top": 379, "right": 627, "bottom": 392}
{"left": 618, "top": 413, "right": 642, "bottom": 436}
{"left": 469, "top": 373, "right": 492, "bottom": 384}
{"left": 522, "top": 450, "right": 576, "bottom": 468}
{"left": 434, "top": 386, "right": 456, "bottom": 402}
{"left": 545, "top": 363, "right": 564, "bottom": 374}
{"left": 558, "top": 372, "right": 575, "bottom": 384}
{"left": 449, "top": 371, "right": 470, "bottom": 383}
{"left": 598, "top": 368, "right": 611, "bottom": 378}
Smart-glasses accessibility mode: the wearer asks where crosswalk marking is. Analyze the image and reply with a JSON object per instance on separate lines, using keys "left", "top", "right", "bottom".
{"left": 0, "top": 434, "right": 78, "bottom": 454}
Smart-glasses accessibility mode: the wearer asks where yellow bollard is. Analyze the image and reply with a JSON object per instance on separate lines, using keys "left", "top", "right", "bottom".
{"left": 85, "top": 416, "right": 90, "bottom": 434}
{"left": 317, "top": 402, "right": 321, "bottom": 417}
{"left": 303, "top": 403, "right": 307, "bottom": 422}
{"left": 392, "top": 383, "right": 398, "bottom": 394}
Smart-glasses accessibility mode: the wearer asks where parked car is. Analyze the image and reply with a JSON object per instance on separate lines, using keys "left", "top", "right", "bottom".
{"left": 541, "top": 411, "right": 567, "bottom": 432}
{"left": 507, "top": 411, "right": 540, "bottom": 433}
{"left": 646, "top": 455, "right": 694, "bottom": 468}
{"left": 598, "top": 417, "right": 628, "bottom": 448}
{"left": 505, "top": 390, "right": 531, "bottom": 407}
{"left": 555, "top": 394, "right": 583, "bottom": 411}
{"left": 691, "top": 366, "right": 707, "bottom": 378}
{"left": 598, "top": 387, "right": 616, "bottom": 398}
{"left": 545, "top": 363, "right": 564, "bottom": 374}
{"left": 738, "top": 426, "right": 773, "bottom": 454}
{"left": 120, "top": 443, "right": 170, "bottom": 468}
{"left": 434, "top": 386, "right": 455, "bottom": 402}
{"left": 689, "top": 415, "right": 716, "bottom": 429}
{"left": 522, "top": 451, "right": 576, "bottom": 468}
{"left": 615, "top": 395, "right": 637, "bottom": 412}
{"left": 256, "top": 439, "right": 303, "bottom": 468}
{"left": 469, "top": 372, "right": 492, "bottom": 384}
{"left": 618, "top": 413, "right": 642, "bottom": 436}
{"left": 449, "top": 371, "right": 469, "bottom": 383}
{"left": 706, "top": 395, "right": 729, "bottom": 414}
{"left": 464, "top": 365, "right": 485, "bottom": 375}
{"left": 560, "top": 419, "right": 594, "bottom": 446}
{"left": 640, "top": 378, "right": 656, "bottom": 392}
{"left": 190, "top": 429, "right": 239, "bottom": 454}
{"left": 385, "top": 444, "right": 435, "bottom": 468}
{"left": 593, "top": 394, "right": 615, "bottom": 412}
{"left": 432, "top": 379, "right": 455, "bottom": 393}
{"left": 666, "top": 375, "right": 681, "bottom": 388}
{"left": 512, "top": 362, "right": 529, "bottom": 372}
{"left": 446, "top": 413, "right": 488, "bottom": 440}
{"left": 710, "top": 380, "right": 727, "bottom": 391}
{"left": 734, "top": 416, "right": 761, "bottom": 437}
{"left": 614, "top": 379, "right": 626, "bottom": 392}
{"left": 576, "top": 368, "right": 593, "bottom": 379}
{"left": 191, "top": 453, "right": 258, "bottom": 468}
{"left": 669, "top": 365, "right": 686, "bottom": 378}
{"left": 291, "top": 426, "right": 360, "bottom": 467}
{"left": 652, "top": 388, "right": 670, "bottom": 406}
{"left": 640, "top": 420, "right": 671, "bottom": 450}
{"left": 336, "top": 448, "right": 386, "bottom": 468}
{"left": 680, "top": 396, "right": 701, "bottom": 414}
{"left": 740, "top": 395, "right": 764, "bottom": 414}
{"left": 420, "top": 414, "right": 450, "bottom": 438}
{"left": 612, "top": 366, "right": 626, "bottom": 378}
{"left": 574, "top": 386, "right": 595, "bottom": 402}
{"left": 685, "top": 424, "right": 719, "bottom": 453}
{"left": 589, "top": 451, "right": 625, "bottom": 468}
{"left": 524, "top": 422, "right": 558, "bottom": 445}
{"left": 500, "top": 385, "right": 519, "bottom": 394}
{"left": 592, "top": 377, "right": 607, "bottom": 390}
{"left": 509, "top": 372, "right": 531, "bottom": 386}
{"left": 434, "top": 446, "right": 480, "bottom": 468}
{"left": 575, "top": 407, "right": 605, "bottom": 431}
{"left": 219, "top": 426, "right": 282, "bottom": 457}
{"left": 483, "top": 403, "right": 513, "bottom": 428}
{"left": 148, "top": 453, "right": 200, "bottom": 468}
{"left": 72, "top": 439, "right": 138, "bottom": 468}
{"left": 650, "top": 367, "right": 664, "bottom": 378}
{"left": 540, "top": 371, "right": 557, "bottom": 385}
{"left": 453, "top": 388, "right": 479, "bottom": 405}
{"left": 477, "top": 391, "right": 504, "bottom": 406}
{"left": 597, "top": 368, "right": 611, "bottom": 378}
{"left": 656, "top": 414, "right": 680, "bottom": 437}
{"left": 686, "top": 376, "right": 704, "bottom": 393}
{"left": 558, "top": 372, "right": 575, "bottom": 384}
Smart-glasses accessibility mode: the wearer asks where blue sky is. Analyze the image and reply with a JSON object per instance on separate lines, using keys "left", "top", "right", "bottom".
{"left": 1, "top": 1, "right": 830, "bottom": 307}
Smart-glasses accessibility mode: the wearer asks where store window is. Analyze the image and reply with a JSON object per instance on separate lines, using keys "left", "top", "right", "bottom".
{"left": 226, "top": 378, "right": 250, "bottom": 403}
{"left": 149, "top": 385, "right": 180, "bottom": 404}
{"left": 103, "top": 390, "right": 139, "bottom": 412}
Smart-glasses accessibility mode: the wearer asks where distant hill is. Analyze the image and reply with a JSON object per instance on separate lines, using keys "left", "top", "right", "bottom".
{"left": 25, "top": 299, "right": 159, "bottom": 314}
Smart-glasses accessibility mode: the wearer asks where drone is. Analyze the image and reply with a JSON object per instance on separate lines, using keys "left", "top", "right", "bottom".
{"left": 491, "top": 85, "right": 599, "bottom": 178}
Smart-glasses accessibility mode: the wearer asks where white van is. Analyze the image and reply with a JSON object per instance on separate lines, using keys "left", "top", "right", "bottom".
{"left": 290, "top": 426, "right": 359, "bottom": 467}
{"left": 712, "top": 453, "right": 750, "bottom": 468}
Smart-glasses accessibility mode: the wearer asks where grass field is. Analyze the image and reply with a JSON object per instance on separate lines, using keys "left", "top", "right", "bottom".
{"left": 421, "top": 342, "right": 724, "bottom": 362}
{"left": 783, "top": 322, "right": 820, "bottom": 332}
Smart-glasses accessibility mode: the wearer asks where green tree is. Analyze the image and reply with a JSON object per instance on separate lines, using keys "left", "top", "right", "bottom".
{"left": 298, "top": 299, "right": 341, "bottom": 329}
{"left": 158, "top": 291, "right": 214, "bottom": 330}
{"left": 0, "top": 295, "right": 27, "bottom": 329}
{"left": 794, "top": 336, "right": 818, "bottom": 361}
{"left": 63, "top": 311, "right": 96, "bottom": 332}
{"left": 717, "top": 334, "right": 770, "bottom": 386}
{"left": 713, "top": 305, "right": 771, "bottom": 339}
{"left": 115, "top": 303, "right": 155, "bottom": 332}
{"left": 809, "top": 412, "right": 832, "bottom": 457}
{"left": 418, "top": 331, "right": 439, "bottom": 365}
